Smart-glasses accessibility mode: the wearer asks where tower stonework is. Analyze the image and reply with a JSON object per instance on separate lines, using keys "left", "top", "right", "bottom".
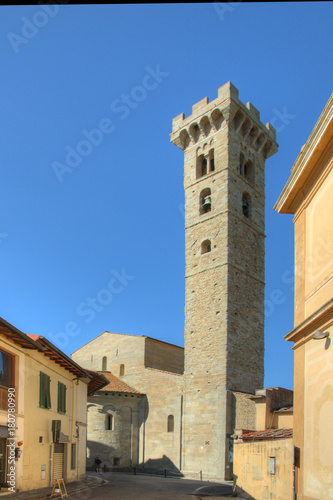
{"left": 170, "top": 82, "right": 278, "bottom": 479}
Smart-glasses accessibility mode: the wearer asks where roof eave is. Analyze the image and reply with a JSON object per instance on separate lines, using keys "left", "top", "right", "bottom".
{"left": 36, "top": 337, "right": 93, "bottom": 379}
{"left": 0, "top": 317, "right": 45, "bottom": 351}
{"left": 274, "top": 93, "right": 333, "bottom": 214}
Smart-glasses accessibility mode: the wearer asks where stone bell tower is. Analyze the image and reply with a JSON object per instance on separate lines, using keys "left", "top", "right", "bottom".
{"left": 170, "top": 82, "right": 278, "bottom": 480}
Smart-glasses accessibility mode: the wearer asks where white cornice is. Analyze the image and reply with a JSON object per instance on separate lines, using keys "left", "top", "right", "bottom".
{"left": 274, "top": 94, "right": 333, "bottom": 214}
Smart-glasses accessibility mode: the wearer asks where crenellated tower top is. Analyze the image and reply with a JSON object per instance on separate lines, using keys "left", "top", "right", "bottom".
{"left": 170, "top": 81, "right": 278, "bottom": 159}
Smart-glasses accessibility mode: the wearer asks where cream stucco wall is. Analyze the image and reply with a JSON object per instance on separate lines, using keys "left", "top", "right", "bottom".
{"left": 303, "top": 324, "right": 333, "bottom": 499}
{"left": 233, "top": 439, "right": 293, "bottom": 500}
{"left": 22, "top": 349, "right": 88, "bottom": 491}
{"left": 0, "top": 335, "right": 89, "bottom": 492}
{"left": 275, "top": 412, "right": 293, "bottom": 429}
{"left": 304, "top": 155, "right": 333, "bottom": 318}
{"left": 294, "top": 134, "right": 333, "bottom": 325}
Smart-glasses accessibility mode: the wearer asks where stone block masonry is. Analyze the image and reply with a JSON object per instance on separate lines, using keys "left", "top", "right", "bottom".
{"left": 170, "top": 81, "right": 278, "bottom": 480}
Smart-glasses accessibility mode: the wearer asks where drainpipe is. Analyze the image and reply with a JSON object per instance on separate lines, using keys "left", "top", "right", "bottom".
{"left": 179, "top": 395, "right": 183, "bottom": 471}
{"left": 142, "top": 398, "right": 147, "bottom": 467}
{"left": 76, "top": 429, "right": 79, "bottom": 482}
{"left": 130, "top": 408, "right": 133, "bottom": 469}
{"left": 71, "top": 380, "right": 76, "bottom": 445}
{"left": 292, "top": 445, "right": 296, "bottom": 500}
{"left": 49, "top": 444, "right": 53, "bottom": 487}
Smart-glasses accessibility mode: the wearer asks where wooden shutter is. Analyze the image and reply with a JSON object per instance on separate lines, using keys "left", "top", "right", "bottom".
{"left": 57, "top": 383, "right": 66, "bottom": 413}
{"left": 39, "top": 372, "right": 45, "bottom": 407}
{"left": 53, "top": 443, "right": 64, "bottom": 480}
{"left": 46, "top": 374, "right": 51, "bottom": 409}
{"left": 40, "top": 372, "right": 51, "bottom": 409}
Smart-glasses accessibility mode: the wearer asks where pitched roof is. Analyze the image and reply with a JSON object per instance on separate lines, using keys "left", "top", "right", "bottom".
{"left": 241, "top": 428, "right": 293, "bottom": 441}
{"left": 0, "top": 318, "right": 44, "bottom": 351}
{"left": 26, "top": 335, "right": 92, "bottom": 378}
{"left": 84, "top": 370, "right": 110, "bottom": 396}
{"left": 0, "top": 318, "right": 108, "bottom": 395}
{"left": 27, "top": 335, "right": 110, "bottom": 394}
{"left": 71, "top": 331, "right": 183, "bottom": 354}
{"left": 97, "top": 371, "right": 144, "bottom": 395}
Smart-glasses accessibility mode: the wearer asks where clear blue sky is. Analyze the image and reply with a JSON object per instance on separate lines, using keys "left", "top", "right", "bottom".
{"left": 1, "top": 3, "right": 332, "bottom": 390}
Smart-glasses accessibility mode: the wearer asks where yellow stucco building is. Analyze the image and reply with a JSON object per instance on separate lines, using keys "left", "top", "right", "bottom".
{"left": 233, "top": 387, "right": 294, "bottom": 500}
{"left": 0, "top": 317, "right": 107, "bottom": 492}
{"left": 275, "top": 93, "right": 333, "bottom": 500}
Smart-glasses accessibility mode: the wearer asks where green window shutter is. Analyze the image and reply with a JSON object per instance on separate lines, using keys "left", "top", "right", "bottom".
{"left": 57, "top": 382, "right": 66, "bottom": 414}
{"left": 46, "top": 374, "right": 51, "bottom": 409}
{"left": 39, "top": 372, "right": 44, "bottom": 407}
{"left": 40, "top": 372, "right": 51, "bottom": 409}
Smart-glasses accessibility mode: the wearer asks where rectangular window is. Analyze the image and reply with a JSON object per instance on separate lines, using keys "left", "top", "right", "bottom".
{"left": 0, "top": 350, "right": 14, "bottom": 388}
{"left": 269, "top": 456, "right": 276, "bottom": 475}
{"left": 39, "top": 372, "right": 51, "bottom": 409}
{"left": 57, "top": 382, "right": 66, "bottom": 414}
{"left": 71, "top": 443, "right": 76, "bottom": 470}
{"left": 0, "top": 350, "right": 14, "bottom": 411}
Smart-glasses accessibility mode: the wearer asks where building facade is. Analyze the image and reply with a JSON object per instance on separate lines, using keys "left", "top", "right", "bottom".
{"left": 275, "top": 93, "right": 333, "bottom": 500}
{"left": 72, "top": 332, "right": 184, "bottom": 472}
{"left": 233, "top": 387, "right": 294, "bottom": 500}
{"left": 0, "top": 317, "right": 107, "bottom": 492}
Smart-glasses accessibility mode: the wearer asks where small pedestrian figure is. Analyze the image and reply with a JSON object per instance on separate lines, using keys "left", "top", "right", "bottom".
{"left": 94, "top": 457, "right": 102, "bottom": 472}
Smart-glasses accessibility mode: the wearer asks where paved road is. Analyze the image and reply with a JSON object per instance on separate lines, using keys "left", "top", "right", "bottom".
{"left": 67, "top": 472, "right": 235, "bottom": 500}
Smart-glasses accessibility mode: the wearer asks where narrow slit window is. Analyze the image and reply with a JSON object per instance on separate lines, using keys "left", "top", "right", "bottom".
{"left": 119, "top": 364, "right": 125, "bottom": 377}
{"left": 242, "top": 193, "right": 251, "bottom": 218}
{"left": 209, "top": 149, "right": 215, "bottom": 172}
{"left": 71, "top": 443, "right": 76, "bottom": 470}
{"left": 240, "top": 153, "right": 245, "bottom": 176}
{"left": 102, "top": 356, "right": 107, "bottom": 371}
{"left": 167, "top": 415, "right": 174, "bottom": 432}
{"left": 106, "top": 414, "right": 114, "bottom": 431}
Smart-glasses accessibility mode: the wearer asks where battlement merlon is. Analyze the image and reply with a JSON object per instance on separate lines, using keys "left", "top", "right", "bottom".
{"left": 170, "top": 81, "right": 278, "bottom": 159}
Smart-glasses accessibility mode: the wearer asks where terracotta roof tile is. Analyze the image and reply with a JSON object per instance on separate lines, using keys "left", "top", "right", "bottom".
{"left": 0, "top": 319, "right": 44, "bottom": 351}
{"left": 241, "top": 428, "right": 293, "bottom": 441}
{"left": 27, "top": 334, "right": 40, "bottom": 340}
{"left": 274, "top": 406, "right": 293, "bottom": 413}
{"left": 98, "top": 372, "right": 144, "bottom": 395}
